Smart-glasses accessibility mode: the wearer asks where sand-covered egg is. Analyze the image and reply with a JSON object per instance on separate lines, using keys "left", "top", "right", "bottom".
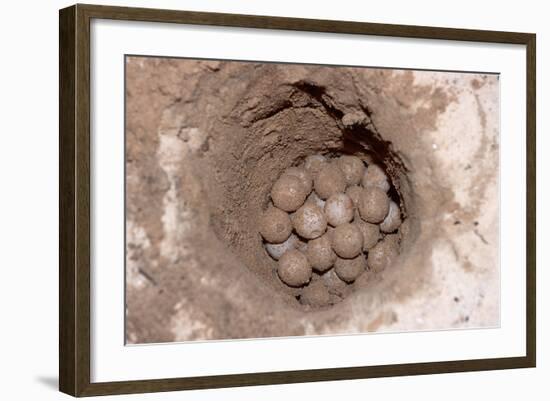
{"left": 271, "top": 174, "right": 308, "bottom": 212}
{"left": 355, "top": 218, "right": 380, "bottom": 250}
{"left": 304, "top": 154, "right": 328, "bottom": 177}
{"left": 345, "top": 185, "right": 363, "bottom": 207}
{"left": 358, "top": 187, "right": 390, "bottom": 224}
{"left": 337, "top": 155, "right": 365, "bottom": 186}
{"left": 278, "top": 249, "right": 312, "bottom": 287}
{"left": 300, "top": 280, "right": 331, "bottom": 307}
{"left": 367, "top": 234, "right": 399, "bottom": 272}
{"left": 314, "top": 164, "right": 347, "bottom": 200}
{"left": 293, "top": 203, "right": 327, "bottom": 240}
{"left": 335, "top": 254, "right": 366, "bottom": 283}
{"left": 306, "top": 233, "right": 336, "bottom": 272}
{"left": 282, "top": 166, "right": 313, "bottom": 195}
{"left": 324, "top": 193, "right": 354, "bottom": 226}
{"left": 331, "top": 223, "right": 363, "bottom": 259}
{"left": 259, "top": 206, "right": 292, "bottom": 243}
{"left": 362, "top": 164, "right": 390, "bottom": 192}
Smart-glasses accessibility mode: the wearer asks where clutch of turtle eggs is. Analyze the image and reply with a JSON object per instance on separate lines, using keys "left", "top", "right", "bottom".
{"left": 259, "top": 154, "right": 402, "bottom": 308}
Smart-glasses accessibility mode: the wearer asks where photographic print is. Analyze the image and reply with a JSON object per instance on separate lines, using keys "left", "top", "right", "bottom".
{"left": 59, "top": 5, "right": 535, "bottom": 395}
{"left": 124, "top": 57, "right": 500, "bottom": 344}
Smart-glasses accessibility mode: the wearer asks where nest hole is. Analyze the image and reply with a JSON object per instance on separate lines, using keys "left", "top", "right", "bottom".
{"left": 209, "top": 82, "right": 413, "bottom": 311}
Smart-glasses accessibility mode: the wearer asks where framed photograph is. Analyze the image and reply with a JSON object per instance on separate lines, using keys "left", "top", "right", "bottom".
{"left": 59, "top": 3, "right": 536, "bottom": 397}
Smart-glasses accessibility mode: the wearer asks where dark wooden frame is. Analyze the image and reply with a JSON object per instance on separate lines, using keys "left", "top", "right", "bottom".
{"left": 59, "top": 3, "right": 536, "bottom": 397}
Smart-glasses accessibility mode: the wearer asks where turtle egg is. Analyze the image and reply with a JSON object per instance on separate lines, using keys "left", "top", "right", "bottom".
{"left": 367, "top": 234, "right": 399, "bottom": 272}
{"left": 337, "top": 155, "right": 365, "bottom": 186}
{"left": 282, "top": 166, "right": 313, "bottom": 195}
{"left": 362, "top": 164, "right": 390, "bottom": 192}
{"left": 324, "top": 193, "right": 354, "bottom": 226}
{"left": 304, "top": 154, "right": 328, "bottom": 177}
{"left": 355, "top": 218, "right": 380, "bottom": 250}
{"left": 314, "top": 164, "right": 347, "bottom": 200}
{"left": 335, "top": 254, "right": 366, "bottom": 283}
{"left": 271, "top": 174, "right": 308, "bottom": 212}
{"left": 358, "top": 187, "right": 390, "bottom": 224}
{"left": 259, "top": 206, "right": 292, "bottom": 243}
{"left": 293, "top": 203, "right": 327, "bottom": 240}
{"left": 345, "top": 185, "right": 363, "bottom": 207}
{"left": 278, "top": 249, "right": 312, "bottom": 287}
{"left": 331, "top": 223, "right": 363, "bottom": 259}
{"left": 265, "top": 234, "right": 300, "bottom": 260}
{"left": 300, "top": 280, "right": 331, "bottom": 307}
{"left": 306, "top": 233, "right": 336, "bottom": 272}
